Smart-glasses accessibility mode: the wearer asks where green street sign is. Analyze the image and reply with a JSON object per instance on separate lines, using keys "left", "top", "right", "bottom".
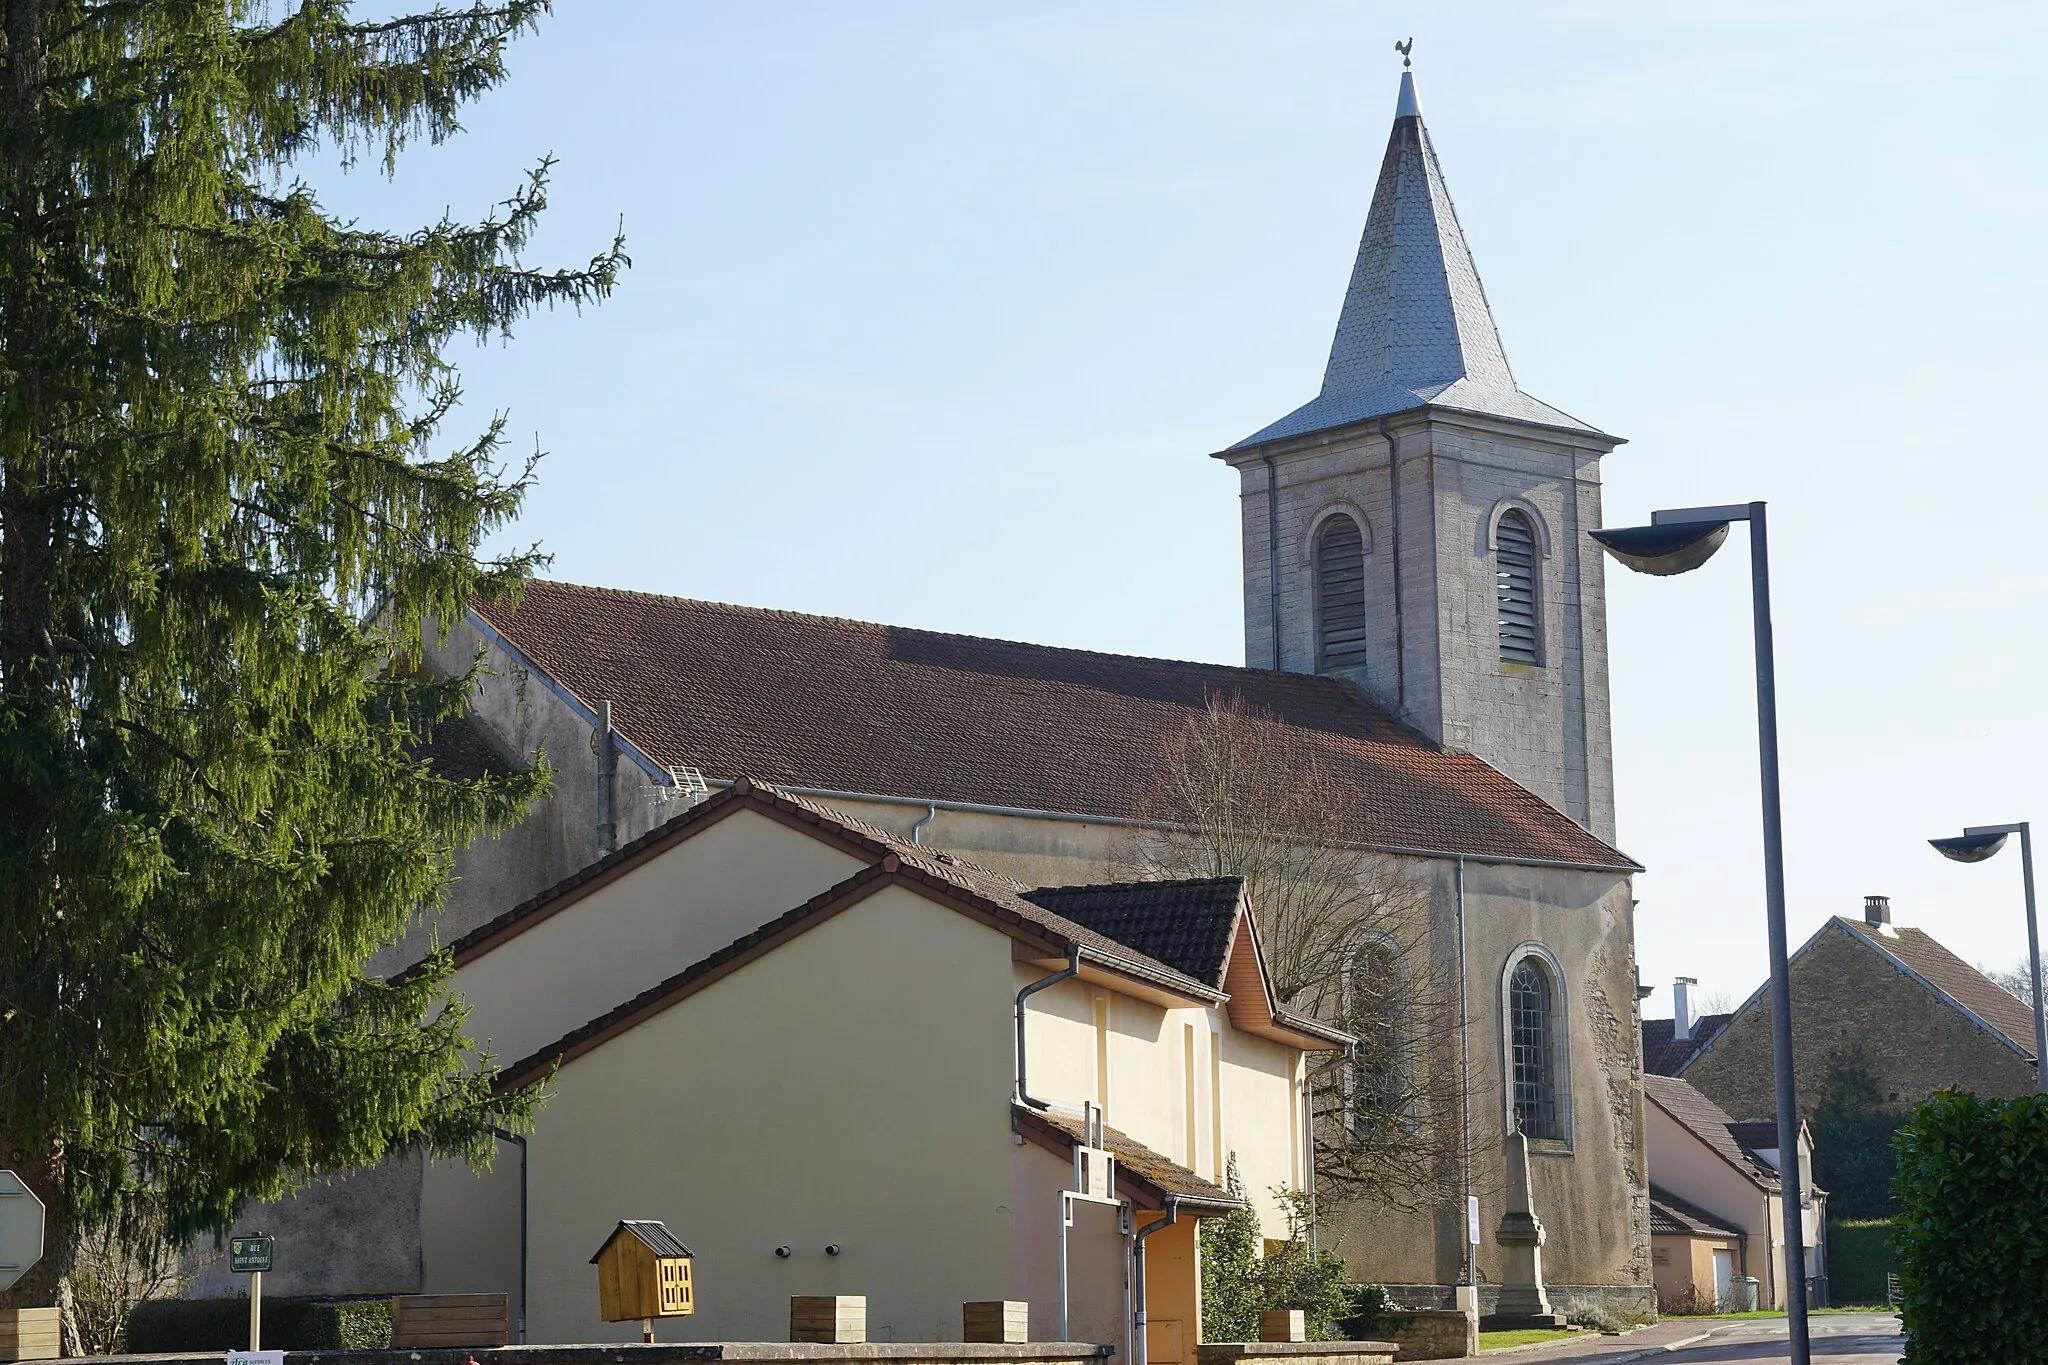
{"left": 229, "top": 1235, "right": 273, "bottom": 1274}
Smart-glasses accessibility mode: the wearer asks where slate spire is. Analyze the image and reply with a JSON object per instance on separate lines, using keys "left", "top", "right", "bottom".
{"left": 1232, "top": 71, "right": 1600, "bottom": 448}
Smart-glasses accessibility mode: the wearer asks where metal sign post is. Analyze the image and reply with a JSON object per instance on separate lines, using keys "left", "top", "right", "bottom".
{"left": 230, "top": 1235, "right": 274, "bottom": 1350}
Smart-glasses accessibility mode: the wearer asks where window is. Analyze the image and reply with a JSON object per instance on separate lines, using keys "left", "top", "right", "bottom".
{"left": 1496, "top": 509, "right": 1540, "bottom": 665}
{"left": 1508, "top": 957, "right": 1562, "bottom": 1140}
{"left": 1315, "top": 515, "right": 1369, "bottom": 671}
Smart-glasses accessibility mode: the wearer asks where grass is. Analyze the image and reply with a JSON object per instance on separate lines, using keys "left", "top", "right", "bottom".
{"left": 1479, "top": 1327, "right": 1578, "bottom": 1349}
{"left": 1666, "top": 1307, "right": 1897, "bottom": 1319}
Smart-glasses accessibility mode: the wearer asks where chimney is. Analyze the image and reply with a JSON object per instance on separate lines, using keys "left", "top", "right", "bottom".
{"left": 1673, "top": 977, "right": 1699, "bottom": 1042}
{"left": 1864, "top": 895, "right": 1891, "bottom": 929}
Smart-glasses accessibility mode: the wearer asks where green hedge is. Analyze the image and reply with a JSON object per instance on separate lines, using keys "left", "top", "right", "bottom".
{"left": 127, "top": 1296, "right": 393, "bottom": 1352}
{"left": 1893, "top": 1090, "right": 2048, "bottom": 1364}
{"left": 1827, "top": 1218, "right": 1898, "bottom": 1306}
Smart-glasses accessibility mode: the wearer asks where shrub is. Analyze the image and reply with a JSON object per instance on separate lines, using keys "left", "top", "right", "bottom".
{"left": 126, "top": 1296, "right": 393, "bottom": 1352}
{"left": 1827, "top": 1218, "right": 1898, "bottom": 1306}
{"left": 1199, "top": 1159, "right": 1351, "bottom": 1341}
{"left": 1893, "top": 1090, "right": 2048, "bottom": 1364}
{"left": 1335, "top": 1283, "right": 1394, "bottom": 1339}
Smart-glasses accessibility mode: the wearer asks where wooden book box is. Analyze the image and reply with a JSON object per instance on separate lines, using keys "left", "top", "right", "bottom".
{"left": 591, "top": 1220, "right": 696, "bottom": 1326}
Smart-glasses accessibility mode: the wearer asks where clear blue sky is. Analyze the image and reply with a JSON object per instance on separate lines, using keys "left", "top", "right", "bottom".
{"left": 325, "top": 3, "right": 2048, "bottom": 1015}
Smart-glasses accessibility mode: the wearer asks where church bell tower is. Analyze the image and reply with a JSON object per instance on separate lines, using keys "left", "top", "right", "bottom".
{"left": 1213, "top": 69, "right": 1620, "bottom": 841}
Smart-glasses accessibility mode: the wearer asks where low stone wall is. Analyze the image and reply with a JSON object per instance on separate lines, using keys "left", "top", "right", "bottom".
{"left": 1382, "top": 1309, "right": 1475, "bottom": 1361}
{"left": 1375, "top": 1284, "right": 1654, "bottom": 1329}
{"left": 67, "top": 1344, "right": 1113, "bottom": 1365}
{"left": 1197, "top": 1341, "right": 1396, "bottom": 1365}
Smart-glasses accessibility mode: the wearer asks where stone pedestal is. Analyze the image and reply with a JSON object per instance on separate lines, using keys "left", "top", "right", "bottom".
{"left": 1485, "top": 1131, "right": 1567, "bottom": 1331}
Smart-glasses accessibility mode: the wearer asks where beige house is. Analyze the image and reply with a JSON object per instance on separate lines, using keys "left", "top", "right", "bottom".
{"left": 1641, "top": 1075, "right": 1822, "bottom": 1312}
{"left": 415, "top": 779, "right": 1344, "bottom": 1359}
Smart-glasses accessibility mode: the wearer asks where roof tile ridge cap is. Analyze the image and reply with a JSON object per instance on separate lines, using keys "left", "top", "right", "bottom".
{"left": 1029, "top": 874, "right": 1246, "bottom": 896}
{"left": 497, "top": 860, "right": 896, "bottom": 1088}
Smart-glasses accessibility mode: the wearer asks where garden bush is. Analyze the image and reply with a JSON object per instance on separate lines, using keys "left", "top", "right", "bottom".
{"left": 126, "top": 1295, "right": 393, "bottom": 1352}
{"left": 1893, "top": 1089, "right": 2048, "bottom": 1364}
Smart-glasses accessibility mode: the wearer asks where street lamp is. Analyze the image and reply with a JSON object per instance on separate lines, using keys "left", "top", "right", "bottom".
{"left": 1928, "top": 823, "right": 2048, "bottom": 1092}
{"left": 1591, "top": 502, "right": 1812, "bottom": 1365}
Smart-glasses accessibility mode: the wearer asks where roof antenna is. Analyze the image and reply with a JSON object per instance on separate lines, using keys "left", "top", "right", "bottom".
{"left": 1395, "top": 37, "right": 1413, "bottom": 69}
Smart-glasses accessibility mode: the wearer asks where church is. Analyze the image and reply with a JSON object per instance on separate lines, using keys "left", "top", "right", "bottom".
{"left": 203, "top": 68, "right": 1655, "bottom": 1333}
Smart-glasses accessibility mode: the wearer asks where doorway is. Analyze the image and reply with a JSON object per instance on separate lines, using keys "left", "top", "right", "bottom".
{"left": 1712, "top": 1247, "right": 1735, "bottom": 1310}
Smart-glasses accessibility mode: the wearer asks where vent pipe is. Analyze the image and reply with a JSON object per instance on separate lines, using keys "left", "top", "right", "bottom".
{"left": 1864, "top": 894, "right": 1891, "bottom": 929}
{"left": 1673, "top": 976, "right": 1698, "bottom": 1042}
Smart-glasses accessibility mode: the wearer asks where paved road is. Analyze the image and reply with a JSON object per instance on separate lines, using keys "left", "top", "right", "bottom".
{"left": 1498, "top": 1312, "right": 1902, "bottom": 1364}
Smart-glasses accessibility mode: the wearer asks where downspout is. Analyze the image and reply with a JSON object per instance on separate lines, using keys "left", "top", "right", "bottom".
{"left": 910, "top": 803, "right": 937, "bottom": 845}
{"left": 1132, "top": 1197, "right": 1181, "bottom": 1365}
{"left": 1262, "top": 448, "right": 1282, "bottom": 669}
{"left": 1378, "top": 419, "right": 1405, "bottom": 709}
{"left": 1016, "top": 947, "right": 1083, "bottom": 1110}
{"left": 594, "top": 699, "right": 617, "bottom": 856}
{"left": 491, "top": 1128, "right": 529, "bottom": 1344}
{"left": 1456, "top": 856, "right": 1474, "bottom": 1287}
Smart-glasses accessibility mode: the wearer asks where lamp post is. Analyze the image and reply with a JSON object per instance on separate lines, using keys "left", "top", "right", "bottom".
{"left": 1928, "top": 823, "right": 2048, "bottom": 1092}
{"left": 1590, "top": 502, "right": 1811, "bottom": 1365}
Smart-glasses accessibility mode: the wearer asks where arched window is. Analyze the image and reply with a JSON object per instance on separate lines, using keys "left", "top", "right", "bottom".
{"left": 1315, "top": 515, "right": 1368, "bottom": 671}
{"left": 1496, "top": 509, "right": 1540, "bottom": 665}
{"left": 1507, "top": 955, "right": 1565, "bottom": 1141}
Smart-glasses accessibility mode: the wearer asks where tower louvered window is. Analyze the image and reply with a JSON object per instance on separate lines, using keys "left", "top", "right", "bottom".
{"left": 1509, "top": 958, "right": 1560, "bottom": 1140}
{"left": 1495, "top": 510, "right": 1540, "bottom": 665}
{"left": 1315, "top": 515, "right": 1369, "bottom": 672}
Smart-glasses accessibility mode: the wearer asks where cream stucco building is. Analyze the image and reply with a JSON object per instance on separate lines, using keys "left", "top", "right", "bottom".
{"left": 410, "top": 780, "right": 1342, "bottom": 1359}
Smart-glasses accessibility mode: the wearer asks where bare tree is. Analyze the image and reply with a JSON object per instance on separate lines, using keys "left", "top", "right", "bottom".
{"left": 1115, "top": 692, "right": 1473, "bottom": 1216}
{"left": 66, "top": 1197, "right": 211, "bottom": 1355}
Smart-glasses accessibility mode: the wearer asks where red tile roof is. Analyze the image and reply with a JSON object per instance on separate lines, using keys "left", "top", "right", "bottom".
{"left": 1641, "top": 1014, "right": 1731, "bottom": 1076}
{"left": 1831, "top": 918, "right": 2040, "bottom": 1061}
{"left": 470, "top": 581, "right": 1635, "bottom": 870}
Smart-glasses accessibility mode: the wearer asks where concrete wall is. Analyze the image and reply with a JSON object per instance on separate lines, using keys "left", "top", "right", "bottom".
{"left": 512, "top": 885, "right": 1021, "bottom": 1345}
{"left": 1651, "top": 1233, "right": 1738, "bottom": 1311}
{"left": 1218, "top": 410, "right": 1618, "bottom": 842}
{"left": 1680, "top": 921, "right": 2040, "bottom": 1123}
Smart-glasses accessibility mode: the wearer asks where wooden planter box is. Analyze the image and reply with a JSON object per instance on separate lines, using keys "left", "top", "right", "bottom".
{"left": 389, "top": 1293, "right": 509, "bottom": 1349}
{"left": 0, "top": 1308, "right": 59, "bottom": 1363}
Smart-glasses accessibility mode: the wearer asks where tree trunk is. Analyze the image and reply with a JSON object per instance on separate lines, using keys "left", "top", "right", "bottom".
{"left": 0, "top": 1152, "right": 66, "bottom": 1312}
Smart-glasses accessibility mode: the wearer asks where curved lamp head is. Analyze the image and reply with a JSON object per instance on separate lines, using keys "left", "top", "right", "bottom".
{"left": 1930, "top": 831, "right": 2010, "bottom": 864}
{"left": 1588, "top": 522, "right": 1731, "bottom": 577}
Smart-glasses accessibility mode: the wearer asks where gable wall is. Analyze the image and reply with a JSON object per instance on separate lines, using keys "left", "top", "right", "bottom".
{"left": 1680, "top": 924, "right": 2039, "bottom": 1122}
{"left": 452, "top": 807, "right": 867, "bottom": 1068}
{"left": 492, "top": 884, "right": 1022, "bottom": 1344}
{"left": 1018, "top": 970, "right": 1303, "bottom": 1241}
{"left": 1641, "top": 1101, "right": 1779, "bottom": 1305}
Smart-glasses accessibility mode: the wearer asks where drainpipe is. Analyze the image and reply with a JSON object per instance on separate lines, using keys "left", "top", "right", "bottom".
{"left": 1016, "top": 947, "right": 1083, "bottom": 1110}
{"left": 1262, "top": 448, "right": 1282, "bottom": 669}
{"left": 1377, "top": 419, "right": 1405, "bottom": 709}
{"left": 1456, "top": 857, "right": 1474, "bottom": 1287}
{"left": 1132, "top": 1197, "right": 1180, "bottom": 1365}
{"left": 910, "top": 804, "right": 937, "bottom": 846}
{"left": 594, "top": 700, "right": 617, "bottom": 856}
{"left": 491, "top": 1128, "right": 529, "bottom": 1344}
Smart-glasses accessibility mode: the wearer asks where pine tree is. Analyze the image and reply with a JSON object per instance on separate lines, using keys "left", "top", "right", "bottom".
{"left": 0, "top": 0, "right": 624, "bottom": 1309}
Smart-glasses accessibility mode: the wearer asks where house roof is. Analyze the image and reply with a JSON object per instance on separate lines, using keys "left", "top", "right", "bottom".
{"left": 1725, "top": 1121, "right": 1782, "bottom": 1160}
{"left": 467, "top": 581, "right": 1636, "bottom": 872}
{"left": 1641, "top": 1014, "right": 1731, "bottom": 1076}
{"left": 1022, "top": 878, "right": 1247, "bottom": 990}
{"left": 1224, "top": 71, "right": 1606, "bottom": 451}
{"left": 590, "top": 1220, "right": 693, "bottom": 1263}
{"left": 1648, "top": 1186, "right": 1743, "bottom": 1240}
{"left": 490, "top": 785, "right": 1350, "bottom": 1092}
{"left": 1642, "top": 1074, "right": 1778, "bottom": 1190}
{"left": 1830, "top": 917, "right": 2040, "bottom": 1060}
{"left": 1016, "top": 1105, "right": 1240, "bottom": 1214}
